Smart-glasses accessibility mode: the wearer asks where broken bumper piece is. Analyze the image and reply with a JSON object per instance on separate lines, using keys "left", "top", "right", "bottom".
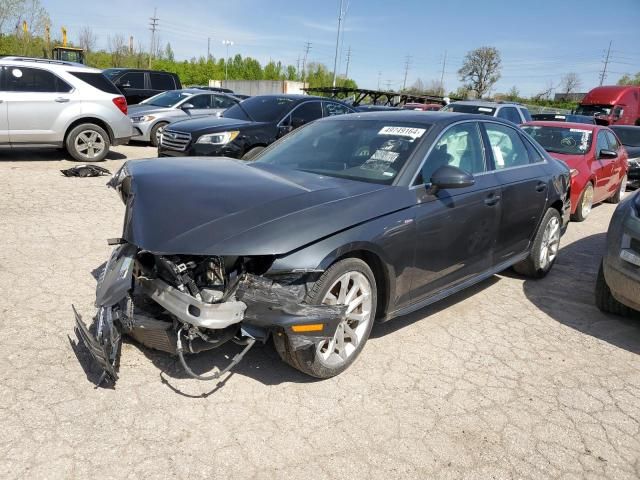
{"left": 73, "top": 305, "right": 120, "bottom": 384}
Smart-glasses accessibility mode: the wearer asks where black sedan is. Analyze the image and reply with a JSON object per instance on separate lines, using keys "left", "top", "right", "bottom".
{"left": 610, "top": 125, "right": 640, "bottom": 189}
{"left": 75, "top": 112, "right": 570, "bottom": 385}
{"left": 158, "top": 94, "right": 355, "bottom": 160}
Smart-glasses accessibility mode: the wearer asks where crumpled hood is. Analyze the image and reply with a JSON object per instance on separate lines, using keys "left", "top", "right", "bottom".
{"left": 115, "top": 158, "right": 414, "bottom": 256}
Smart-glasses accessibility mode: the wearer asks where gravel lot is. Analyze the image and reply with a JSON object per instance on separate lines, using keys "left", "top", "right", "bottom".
{"left": 1, "top": 144, "right": 639, "bottom": 479}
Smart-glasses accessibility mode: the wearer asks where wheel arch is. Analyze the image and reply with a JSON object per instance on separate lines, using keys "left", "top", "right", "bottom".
{"left": 64, "top": 117, "right": 115, "bottom": 144}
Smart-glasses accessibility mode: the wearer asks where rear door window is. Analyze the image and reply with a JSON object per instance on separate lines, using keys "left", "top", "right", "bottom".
{"left": 484, "top": 123, "right": 532, "bottom": 169}
{"left": 149, "top": 72, "right": 175, "bottom": 90}
{"left": 187, "top": 94, "right": 211, "bottom": 109}
{"left": 119, "top": 72, "right": 145, "bottom": 89}
{"left": 6, "top": 67, "right": 72, "bottom": 93}
{"left": 69, "top": 72, "right": 120, "bottom": 94}
{"left": 213, "top": 95, "right": 238, "bottom": 109}
{"left": 283, "top": 101, "right": 323, "bottom": 126}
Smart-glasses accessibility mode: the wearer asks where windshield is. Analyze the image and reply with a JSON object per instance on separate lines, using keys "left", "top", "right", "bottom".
{"left": 224, "top": 96, "right": 296, "bottom": 122}
{"left": 142, "top": 90, "right": 192, "bottom": 107}
{"left": 255, "top": 119, "right": 430, "bottom": 184}
{"left": 442, "top": 103, "right": 495, "bottom": 115}
{"left": 575, "top": 104, "right": 612, "bottom": 116}
{"left": 522, "top": 125, "right": 593, "bottom": 155}
{"left": 610, "top": 127, "right": 640, "bottom": 147}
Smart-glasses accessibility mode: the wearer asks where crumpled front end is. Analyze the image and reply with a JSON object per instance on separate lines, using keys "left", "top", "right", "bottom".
{"left": 74, "top": 242, "right": 346, "bottom": 386}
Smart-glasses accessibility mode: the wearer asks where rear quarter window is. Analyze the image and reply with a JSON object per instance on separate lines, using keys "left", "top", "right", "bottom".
{"left": 150, "top": 72, "right": 176, "bottom": 90}
{"left": 69, "top": 72, "right": 121, "bottom": 94}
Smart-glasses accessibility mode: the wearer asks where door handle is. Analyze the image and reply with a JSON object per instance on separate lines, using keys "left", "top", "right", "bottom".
{"left": 54, "top": 97, "right": 70, "bottom": 103}
{"left": 536, "top": 182, "right": 547, "bottom": 192}
{"left": 484, "top": 193, "right": 501, "bottom": 206}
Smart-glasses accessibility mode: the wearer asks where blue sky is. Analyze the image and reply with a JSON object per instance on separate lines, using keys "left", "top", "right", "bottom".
{"left": 42, "top": 0, "right": 640, "bottom": 96}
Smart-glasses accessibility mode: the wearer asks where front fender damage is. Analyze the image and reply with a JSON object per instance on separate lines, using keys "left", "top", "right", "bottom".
{"left": 73, "top": 246, "right": 345, "bottom": 386}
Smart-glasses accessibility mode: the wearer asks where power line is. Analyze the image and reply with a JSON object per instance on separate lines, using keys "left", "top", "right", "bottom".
{"left": 148, "top": 7, "right": 158, "bottom": 68}
{"left": 600, "top": 40, "right": 612, "bottom": 86}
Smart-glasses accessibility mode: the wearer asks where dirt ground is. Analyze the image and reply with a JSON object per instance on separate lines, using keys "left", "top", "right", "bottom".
{"left": 1, "top": 144, "right": 639, "bottom": 479}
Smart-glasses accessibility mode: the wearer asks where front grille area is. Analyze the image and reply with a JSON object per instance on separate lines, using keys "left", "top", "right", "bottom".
{"left": 160, "top": 129, "right": 191, "bottom": 151}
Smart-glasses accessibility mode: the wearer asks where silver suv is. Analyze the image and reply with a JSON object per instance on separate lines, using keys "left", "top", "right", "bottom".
{"left": 0, "top": 57, "right": 132, "bottom": 161}
{"left": 129, "top": 89, "right": 239, "bottom": 146}
{"left": 443, "top": 101, "right": 532, "bottom": 124}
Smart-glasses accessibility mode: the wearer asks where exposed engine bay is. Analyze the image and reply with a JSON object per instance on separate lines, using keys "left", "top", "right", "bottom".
{"left": 74, "top": 242, "right": 346, "bottom": 386}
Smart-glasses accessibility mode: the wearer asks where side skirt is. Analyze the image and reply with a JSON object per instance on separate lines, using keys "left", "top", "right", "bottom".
{"left": 383, "top": 251, "right": 529, "bottom": 322}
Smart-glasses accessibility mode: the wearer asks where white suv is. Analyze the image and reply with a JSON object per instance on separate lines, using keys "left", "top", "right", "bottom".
{"left": 442, "top": 101, "right": 532, "bottom": 124}
{"left": 0, "top": 57, "right": 132, "bottom": 161}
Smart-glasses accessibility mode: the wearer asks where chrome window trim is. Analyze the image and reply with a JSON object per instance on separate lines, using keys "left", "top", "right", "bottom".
{"left": 409, "top": 119, "right": 488, "bottom": 189}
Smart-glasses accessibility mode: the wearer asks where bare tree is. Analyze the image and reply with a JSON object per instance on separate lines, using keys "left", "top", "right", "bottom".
{"left": 560, "top": 73, "right": 582, "bottom": 96}
{"left": 425, "top": 79, "right": 444, "bottom": 96}
{"left": 532, "top": 80, "right": 555, "bottom": 101}
{"left": 19, "top": 0, "right": 49, "bottom": 36}
{"left": 458, "top": 46, "right": 501, "bottom": 98}
{"left": 78, "top": 26, "right": 96, "bottom": 52}
{"left": 108, "top": 34, "right": 127, "bottom": 67}
{"left": 0, "top": 0, "right": 25, "bottom": 34}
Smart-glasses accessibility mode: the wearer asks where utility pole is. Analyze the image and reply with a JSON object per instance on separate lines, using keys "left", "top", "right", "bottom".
{"left": 599, "top": 40, "right": 612, "bottom": 86}
{"left": 222, "top": 40, "right": 233, "bottom": 81}
{"left": 148, "top": 7, "right": 158, "bottom": 68}
{"left": 402, "top": 55, "right": 412, "bottom": 91}
{"left": 129, "top": 35, "right": 134, "bottom": 55}
{"left": 344, "top": 46, "right": 352, "bottom": 78}
{"left": 440, "top": 50, "right": 447, "bottom": 95}
{"left": 385, "top": 80, "right": 393, "bottom": 91}
{"left": 302, "top": 41, "right": 312, "bottom": 82}
{"left": 296, "top": 54, "right": 301, "bottom": 79}
{"left": 207, "top": 37, "right": 211, "bottom": 61}
{"left": 332, "top": 0, "right": 347, "bottom": 87}
{"left": 377, "top": 71, "right": 382, "bottom": 90}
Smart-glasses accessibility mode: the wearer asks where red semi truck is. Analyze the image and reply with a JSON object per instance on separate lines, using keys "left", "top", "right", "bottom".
{"left": 575, "top": 85, "right": 640, "bottom": 126}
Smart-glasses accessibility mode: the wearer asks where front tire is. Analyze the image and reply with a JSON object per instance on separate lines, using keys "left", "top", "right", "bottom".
{"left": 65, "top": 123, "right": 110, "bottom": 162}
{"left": 150, "top": 122, "right": 168, "bottom": 147}
{"left": 274, "top": 258, "right": 377, "bottom": 378}
{"left": 513, "top": 208, "right": 561, "bottom": 278}
{"left": 595, "top": 260, "right": 631, "bottom": 316}
{"left": 571, "top": 182, "right": 593, "bottom": 222}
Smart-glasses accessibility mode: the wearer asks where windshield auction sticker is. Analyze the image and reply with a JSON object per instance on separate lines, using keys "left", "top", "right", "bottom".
{"left": 378, "top": 126, "right": 426, "bottom": 140}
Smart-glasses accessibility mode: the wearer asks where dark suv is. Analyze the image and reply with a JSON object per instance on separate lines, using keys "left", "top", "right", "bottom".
{"left": 103, "top": 68, "right": 182, "bottom": 105}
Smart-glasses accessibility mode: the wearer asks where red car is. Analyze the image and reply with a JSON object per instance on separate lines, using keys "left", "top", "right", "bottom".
{"left": 402, "top": 102, "right": 442, "bottom": 111}
{"left": 522, "top": 121, "right": 628, "bottom": 221}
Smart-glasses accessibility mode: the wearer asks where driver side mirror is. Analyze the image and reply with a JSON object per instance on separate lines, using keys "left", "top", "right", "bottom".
{"left": 598, "top": 148, "right": 617, "bottom": 160}
{"left": 427, "top": 165, "right": 475, "bottom": 194}
{"left": 181, "top": 103, "right": 194, "bottom": 110}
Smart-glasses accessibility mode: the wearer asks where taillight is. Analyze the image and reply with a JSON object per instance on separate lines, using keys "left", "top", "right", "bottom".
{"left": 112, "top": 96, "right": 127, "bottom": 115}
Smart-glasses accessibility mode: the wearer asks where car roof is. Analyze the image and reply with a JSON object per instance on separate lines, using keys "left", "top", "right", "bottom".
{"left": 523, "top": 120, "right": 599, "bottom": 131}
{"left": 103, "top": 68, "right": 175, "bottom": 74}
{"left": 1, "top": 56, "right": 101, "bottom": 73}
{"left": 333, "top": 110, "right": 517, "bottom": 126}
{"left": 609, "top": 125, "right": 640, "bottom": 132}
{"left": 449, "top": 100, "right": 525, "bottom": 108}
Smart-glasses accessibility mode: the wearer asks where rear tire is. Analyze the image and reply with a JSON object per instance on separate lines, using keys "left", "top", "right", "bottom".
{"left": 273, "top": 258, "right": 377, "bottom": 378}
{"left": 65, "top": 123, "right": 110, "bottom": 162}
{"left": 595, "top": 260, "right": 631, "bottom": 316}
{"left": 606, "top": 175, "right": 627, "bottom": 204}
{"left": 571, "top": 182, "right": 593, "bottom": 222}
{"left": 241, "top": 146, "right": 265, "bottom": 160}
{"left": 150, "top": 122, "right": 168, "bottom": 147}
{"left": 513, "top": 208, "right": 561, "bottom": 278}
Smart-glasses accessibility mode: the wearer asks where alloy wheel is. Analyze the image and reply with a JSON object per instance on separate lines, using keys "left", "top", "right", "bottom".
{"left": 75, "top": 130, "right": 106, "bottom": 160}
{"left": 539, "top": 216, "right": 560, "bottom": 269}
{"left": 317, "top": 271, "right": 373, "bottom": 367}
{"left": 581, "top": 183, "right": 594, "bottom": 218}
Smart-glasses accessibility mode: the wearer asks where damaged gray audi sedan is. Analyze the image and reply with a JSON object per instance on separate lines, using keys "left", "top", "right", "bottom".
{"left": 75, "top": 111, "right": 571, "bottom": 384}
